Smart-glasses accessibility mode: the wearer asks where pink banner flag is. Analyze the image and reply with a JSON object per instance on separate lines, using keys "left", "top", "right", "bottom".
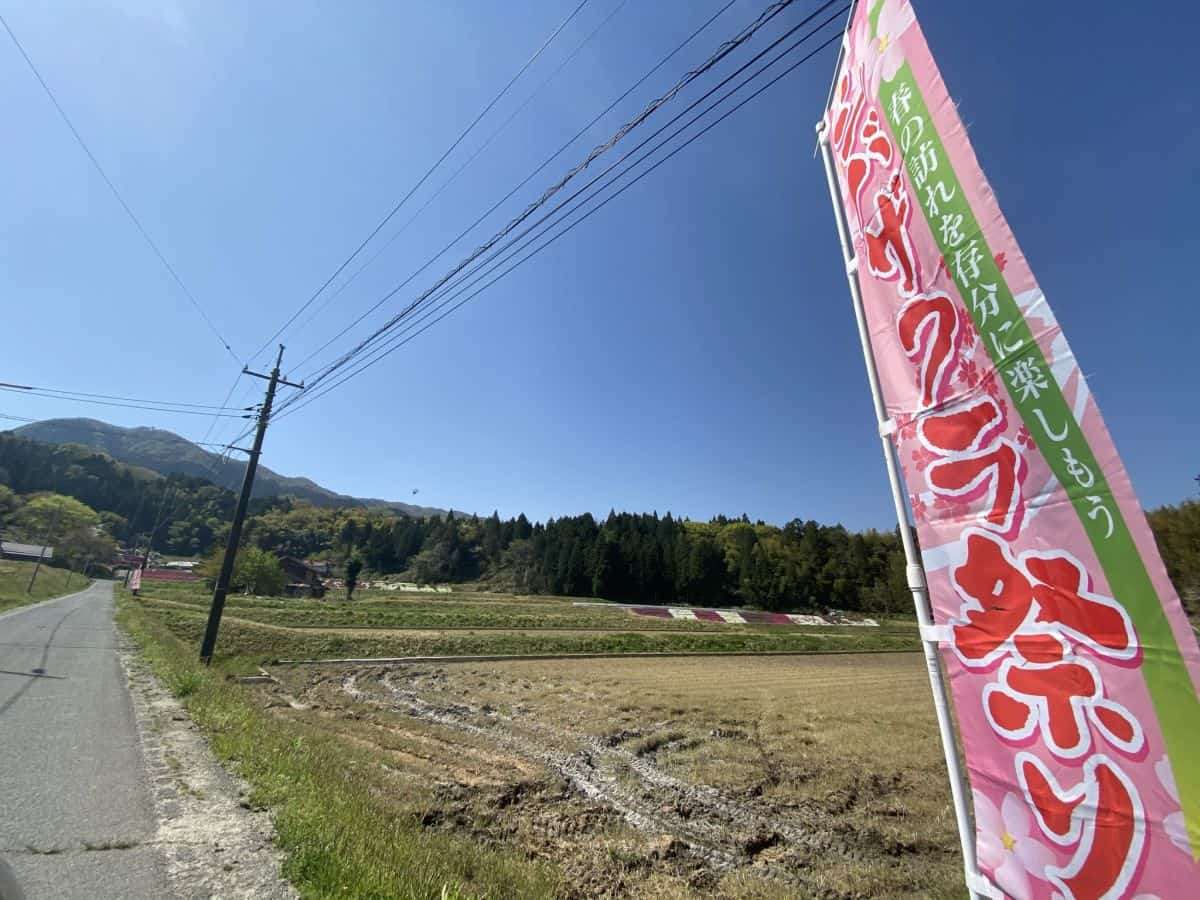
{"left": 821, "top": 2, "right": 1200, "bottom": 897}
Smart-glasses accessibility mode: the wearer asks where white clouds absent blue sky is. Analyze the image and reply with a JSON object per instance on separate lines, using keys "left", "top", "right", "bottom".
{"left": 1, "top": 1, "right": 1196, "bottom": 526}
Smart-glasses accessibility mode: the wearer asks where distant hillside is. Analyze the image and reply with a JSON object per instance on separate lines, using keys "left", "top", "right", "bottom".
{"left": 12, "top": 418, "right": 451, "bottom": 516}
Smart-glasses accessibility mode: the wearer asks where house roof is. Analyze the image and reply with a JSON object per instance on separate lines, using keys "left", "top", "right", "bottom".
{"left": 278, "top": 556, "right": 322, "bottom": 578}
{"left": 1, "top": 540, "right": 53, "bottom": 560}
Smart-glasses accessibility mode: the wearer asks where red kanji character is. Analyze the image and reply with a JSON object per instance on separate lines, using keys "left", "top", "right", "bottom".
{"left": 865, "top": 175, "right": 920, "bottom": 296}
{"left": 1012, "top": 632, "right": 1067, "bottom": 664}
{"left": 1025, "top": 551, "right": 1138, "bottom": 665}
{"left": 951, "top": 531, "right": 1034, "bottom": 666}
{"left": 927, "top": 439, "right": 1027, "bottom": 538}
{"left": 985, "top": 658, "right": 1100, "bottom": 759}
{"left": 1087, "top": 699, "right": 1143, "bottom": 757}
{"left": 951, "top": 531, "right": 1139, "bottom": 670}
{"left": 1016, "top": 753, "right": 1146, "bottom": 900}
{"left": 898, "top": 293, "right": 958, "bottom": 409}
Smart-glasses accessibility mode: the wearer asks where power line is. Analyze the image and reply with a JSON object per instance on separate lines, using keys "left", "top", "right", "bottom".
{"left": 293, "top": 0, "right": 801, "bottom": 393}
{"left": 0, "top": 381, "right": 246, "bottom": 410}
{"left": 274, "top": 10, "right": 846, "bottom": 422}
{"left": 288, "top": 0, "right": 744, "bottom": 378}
{"left": 296, "top": 0, "right": 830, "bottom": 395}
{"left": 0, "top": 384, "right": 253, "bottom": 418}
{"left": 2, "top": 11, "right": 258, "bottom": 545}
{"left": 0, "top": 13, "right": 240, "bottom": 365}
{"left": 398, "top": 3, "right": 846, "bottom": 342}
{"left": 248, "top": 0, "right": 593, "bottom": 363}
{"left": 280, "top": 19, "right": 844, "bottom": 422}
{"left": 291, "top": 0, "right": 632, "bottom": 340}
{"left": 192, "top": 370, "right": 254, "bottom": 464}
{"left": 0, "top": 413, "right": 37, "bottom": 424}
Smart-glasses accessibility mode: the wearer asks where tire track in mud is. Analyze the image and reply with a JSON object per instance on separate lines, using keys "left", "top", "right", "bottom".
{"left": 337, "top": 668, "right": 859, "bottom": 882}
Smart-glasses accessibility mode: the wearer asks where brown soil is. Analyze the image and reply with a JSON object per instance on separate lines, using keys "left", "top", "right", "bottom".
{"left": 254, "top": 655, "right": 961, "bottom": 898}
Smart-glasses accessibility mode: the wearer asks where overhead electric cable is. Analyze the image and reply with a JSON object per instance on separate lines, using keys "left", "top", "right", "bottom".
{"left": 372, "top": 3, "right": 846, "bottom": 351}
{"left": 374, "top": 7, "right": 849, "bottom": 344}
{"left": 195, "top": 373, "right": 250, "bottom": 452}
{"left": 0, "top": 384, "right": 253, "bottom": 418}
{"left": 274, "top": 13, "right": 845, "bottom": 421}
{"left": 281, "top": 21, "right": 843, "bottom": 421}
{"left": 292, "top": 0, "right": 631, "bottom": 337}
{"left": 294, "top": 0, "right": 829, "bottom": 395}
{"left": 248, "top": 0, "right": 592, "bottom": 362}
{"left": 0, "top": 13, "right": 240, "bottom": 364}
{"left": 292, "top": 0, "right": 800, "bottom": 390}
{"left": 287, "top": 0, "right": 743, "bottom": 376}
{"left": 0, "top": 382, "right": 245, "bottom": 411}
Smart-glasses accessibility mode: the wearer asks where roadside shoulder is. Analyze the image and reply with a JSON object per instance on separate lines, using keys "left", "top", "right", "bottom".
{"left": 118, "top": 637, "right": 296, "bottom": 900}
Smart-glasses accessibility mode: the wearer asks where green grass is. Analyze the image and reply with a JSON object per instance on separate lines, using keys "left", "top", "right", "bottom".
{"left": 136, "top": 579, "right": 920, "bottom": 637}
{"left": 0, "top": 560, "right": 83, "bottom": 614}
{"left": 118, "top": 596, "right": 560, "bottom": 900}
{"left": 131, "top": 597, "right": 918, "bottom": 672}
{"left": 167, "top": 669, "right": 205, "bottom": 698}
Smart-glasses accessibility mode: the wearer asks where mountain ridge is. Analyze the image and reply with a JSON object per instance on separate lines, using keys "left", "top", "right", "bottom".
{"left": 11, "top": 418, "right": 453, "bottom": 517}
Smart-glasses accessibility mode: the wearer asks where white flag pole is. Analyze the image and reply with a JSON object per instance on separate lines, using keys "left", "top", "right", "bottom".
{"left": 815, "top": 92, "right": 994, "bottom": 899}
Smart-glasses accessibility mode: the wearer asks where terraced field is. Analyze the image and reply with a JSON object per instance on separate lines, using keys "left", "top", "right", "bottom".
{"left": 129, "top": 582, "right": 919, "bottom": 668}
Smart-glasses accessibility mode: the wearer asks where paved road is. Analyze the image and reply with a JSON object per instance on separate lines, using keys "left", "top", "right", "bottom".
{"left": 0, "top": 581, "right": 166, "bottom": 899}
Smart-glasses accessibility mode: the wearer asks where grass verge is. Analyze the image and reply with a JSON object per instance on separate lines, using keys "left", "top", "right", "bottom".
{"left": 0, "top": 561, "right": 81, "bottom": 614}
{"left": 117, "top": 594, "right": 560, "bottom": 899}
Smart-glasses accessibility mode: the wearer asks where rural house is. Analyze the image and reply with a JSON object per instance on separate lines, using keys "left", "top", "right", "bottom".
{"left": 279, "top": 556, "right": 326, "bottom": 598}
{"left": 1, "top": 540, "right": 53, "bottom": 562}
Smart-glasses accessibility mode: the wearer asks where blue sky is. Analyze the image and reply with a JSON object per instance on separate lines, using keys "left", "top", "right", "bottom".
{"left": 0, "top": 1, "right": 1196, "bottom": 528}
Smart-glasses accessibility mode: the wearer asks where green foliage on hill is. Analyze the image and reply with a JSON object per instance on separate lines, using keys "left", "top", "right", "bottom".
{"left": 0, "top": 431, "right": 239, "bottom": 552}
{"left": 246, "top": 505, "right": 910, "bottom": 613}
{"left": 3, "top": 426, "right": 1197, "bottom": 616}
{"left": 14, "top": 418, "right": 447, "bottom": 515}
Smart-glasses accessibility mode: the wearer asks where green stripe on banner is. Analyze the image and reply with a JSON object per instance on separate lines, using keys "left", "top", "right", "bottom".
{"left": 880, "top": 62, "right": 1200, "bottom": 853}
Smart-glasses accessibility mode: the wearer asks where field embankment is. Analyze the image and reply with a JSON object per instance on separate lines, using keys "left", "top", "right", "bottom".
{"left": 129, "top": 582, "right": 919, "bottom": 670}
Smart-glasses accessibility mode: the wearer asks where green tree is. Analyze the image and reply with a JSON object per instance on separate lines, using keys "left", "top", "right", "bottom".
{"left": 410, "top": 544, "right": 449, "bottom": 586}
{"left": 1148, "top": 499, "right": 1200, "bottom": 618}
{"left": 228, "top": 546, "right": 285, "bottom": 596}
{"left": 59, "top": 525, "right": 117, "bottom": 573}
{"left": 0, "top": 484, "right": 19, "bottom": 524}
{"left": 345, "top": 555, "right": 363, "bottom": 601}
{"left": 13, "top": 493, "right": 100, "bottom": 541}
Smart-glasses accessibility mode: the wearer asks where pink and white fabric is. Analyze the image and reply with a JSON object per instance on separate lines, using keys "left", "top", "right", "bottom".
{"left": 822, "top": 2, "right": 1200, "bottom": 897}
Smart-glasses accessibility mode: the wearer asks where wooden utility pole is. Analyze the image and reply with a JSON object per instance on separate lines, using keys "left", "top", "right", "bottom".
{"left": 199, "top": 346, "right": 302, "bottom": 664}
{"left": 26, "top": 503, "right": 61, "bottom": 594}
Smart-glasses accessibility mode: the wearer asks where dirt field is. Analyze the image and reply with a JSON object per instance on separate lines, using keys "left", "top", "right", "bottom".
{"left": 257, "top": 653, "right": 962, "bottom": 898}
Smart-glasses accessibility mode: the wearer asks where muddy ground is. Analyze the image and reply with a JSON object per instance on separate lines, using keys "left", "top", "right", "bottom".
{"left": 255, "top": 654, "right": 962, "bottom": 898}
